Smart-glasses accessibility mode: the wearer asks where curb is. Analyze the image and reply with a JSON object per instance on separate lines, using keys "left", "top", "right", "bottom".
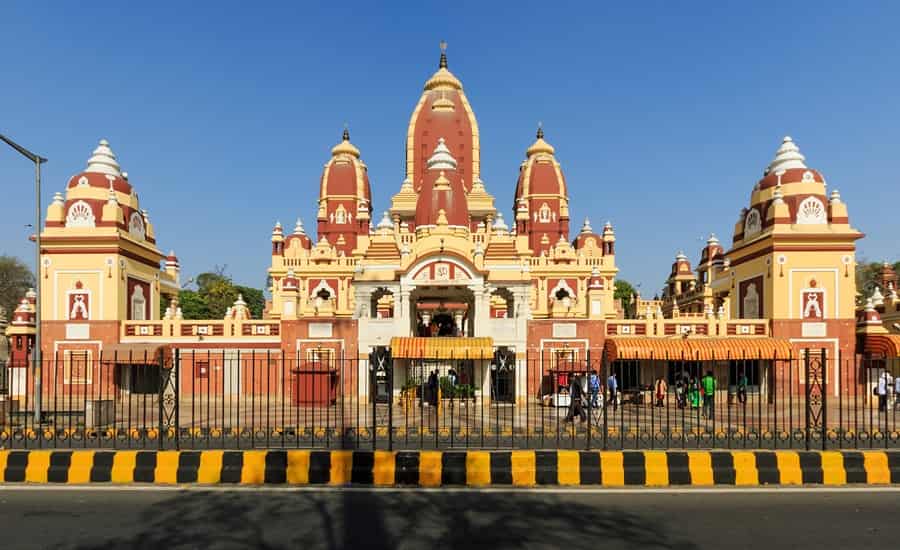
{"left": 1, "top": 450, "right": 898, "bottom": 486}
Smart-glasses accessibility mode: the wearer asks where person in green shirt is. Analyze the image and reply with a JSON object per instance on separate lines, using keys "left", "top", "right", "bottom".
{"left": 701, "top": 371, "right": 716, "bottom": 420}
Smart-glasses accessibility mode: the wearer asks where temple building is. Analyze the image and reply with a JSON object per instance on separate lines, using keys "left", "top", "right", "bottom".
{"left": 4, "top": 46, "right": 897, "bottom": 407}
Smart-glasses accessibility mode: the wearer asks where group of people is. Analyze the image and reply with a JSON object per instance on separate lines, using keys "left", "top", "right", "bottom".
{"left": 563, "top": 370, "right": 728, "bottom": 422}
{"left": 875, "top": 370, "right": 900, "bottom": 412}
{"left": 423, "top": 368, "right": 460, "bottom": 405}
{"left": 668, "top": 371, "right": 719, "bottom": 419}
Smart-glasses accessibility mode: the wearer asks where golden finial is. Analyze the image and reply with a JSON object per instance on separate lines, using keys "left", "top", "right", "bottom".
{"left": 342, "top": 123, "right": 349, "bottom": 141}
{"left": 439, "top": 40, "right": 448, "bottom": 69}
{"left": 536, "top": 121, "right": 544, "bottom": 140}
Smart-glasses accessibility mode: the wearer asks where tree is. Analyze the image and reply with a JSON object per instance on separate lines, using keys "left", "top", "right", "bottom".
{"left": 204, "top": 278, "right": 239, "bottom": 319}
{"left": 0, "top": 255, "right": 34, "bottom": 321}
{"left": 615, "top": 279, "right": 638, "bottom": 319}
{"left": 856, "top": 259, "right": 900, "bottom": 302}
{"left": 177, "top": 290, "right": 211, "bottom": 320}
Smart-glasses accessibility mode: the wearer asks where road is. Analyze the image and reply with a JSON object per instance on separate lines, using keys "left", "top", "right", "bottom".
{"left": 0, "top": 487, "right": 898, "bottom": 549}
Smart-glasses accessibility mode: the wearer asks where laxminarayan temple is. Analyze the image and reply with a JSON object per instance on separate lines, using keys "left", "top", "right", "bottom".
{"left": 4, "top": 46, "right": 899, "bottom": 406}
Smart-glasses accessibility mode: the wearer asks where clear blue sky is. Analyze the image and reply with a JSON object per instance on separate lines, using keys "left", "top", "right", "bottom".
{"left": 2, "top": 1, "right": 898, "bottom": 297}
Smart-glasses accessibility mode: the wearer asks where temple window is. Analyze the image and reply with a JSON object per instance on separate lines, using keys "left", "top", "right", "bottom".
{"left": 131, "top": 285, "right": 146, "bottom": 321}
{"left": 128, "top": 212, "right": 145, "bottom": 239}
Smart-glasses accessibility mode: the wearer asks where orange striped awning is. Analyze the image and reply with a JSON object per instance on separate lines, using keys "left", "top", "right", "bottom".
{"left": 390, "top": 337, "right": 493, "bottom": 359}
{"left": 605, "top": 337, "right": 793, "bottom": 362}
{"left": 862, "top": 334, "right": 900, "bottom": 358}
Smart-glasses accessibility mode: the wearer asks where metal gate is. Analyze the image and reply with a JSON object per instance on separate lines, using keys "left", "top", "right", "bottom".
{"left": 369, "top": 346, "right": 393, "bottom": 449}
{"left": 804, "top": 348, "right": 827, "bottom": 450}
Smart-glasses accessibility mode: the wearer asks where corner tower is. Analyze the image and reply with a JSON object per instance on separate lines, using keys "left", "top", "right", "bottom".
{"left": 38, "top": 139, "right": 178, "bottom": 355}
{"left": 513, "top": 126, "right": 570, "bottom": 255}
{"left": 722, "top": 136, "right": 863, "bottom": 360}
{"left": 317, "top": 128, "right": 372, "bottom": 256}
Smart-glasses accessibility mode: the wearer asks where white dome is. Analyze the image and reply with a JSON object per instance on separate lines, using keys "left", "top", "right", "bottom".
{"left": 85, "top": 139, "right": 122, "bottom": 176}
{"left": 766, "top": 136, "right": 807, "bottom": 174}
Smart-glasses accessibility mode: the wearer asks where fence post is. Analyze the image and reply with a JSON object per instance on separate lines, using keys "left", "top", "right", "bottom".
{"left": 821, "top": 348, "right": 827, "bottom": 452}
{"left": 387, "top": 352, "right": 393, "bottom": 452}
{"left": 602, "top": 350, "right": 608, "bottom": 451}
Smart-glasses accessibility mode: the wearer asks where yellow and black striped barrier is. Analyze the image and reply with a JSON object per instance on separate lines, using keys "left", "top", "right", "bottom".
{"left": 1, "top": 450, "right": 898, "bottom": 486}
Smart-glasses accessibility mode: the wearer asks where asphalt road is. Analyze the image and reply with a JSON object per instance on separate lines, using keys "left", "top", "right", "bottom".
{"left": 0, "top": 487, "right": 898, "bottom": 550}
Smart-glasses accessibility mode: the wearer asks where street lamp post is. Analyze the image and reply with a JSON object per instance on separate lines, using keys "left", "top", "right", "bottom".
{"left": 0, "top": 133, "right": 48, "bottom": 423}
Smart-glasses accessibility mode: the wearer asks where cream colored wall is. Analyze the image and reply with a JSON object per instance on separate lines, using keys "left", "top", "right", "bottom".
{"left": 41, "top": 251, "right": 171, "bottom": 322}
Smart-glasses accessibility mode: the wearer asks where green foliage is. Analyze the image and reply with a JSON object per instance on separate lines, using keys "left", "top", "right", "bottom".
{"left": 171, "top": 267, "right": 265, "bottom": 320}
{"left": 204, "top": 278, "right": 239, "bottom": 319}
{"left": 614, "top": 279, "right": 638, "bottom": 318}
{"left": 178, "top": 290, "right": 211, "bottom": 320}
{"left": 856, "top": 259, "right": 900, "bottom": 302}
{"left": 0, "top": 255, "right": 34, "bottom": 321}
{"left": 439, "top": 376, "right": 475, "bottom": 398}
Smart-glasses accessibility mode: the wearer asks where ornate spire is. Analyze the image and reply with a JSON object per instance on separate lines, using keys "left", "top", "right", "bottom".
{"left": 293, "top": 217, "right": 306, "bottom": 235}
{"left": 526, "top": 123, "right": 555, "bottom": 156}
{"left": 376, "top": 211, "right": 394, "bottom": 230}
{"left": 766, "top": 136, "right": 807, "bottom": 175}
{"left": 331, "top": 126, "right": 360, "bottom": 157}
{"left": 85, "top": 139, "right": 122, "bottom": 177}
{"left": 424, "top": 41, "right": 462, "bottom": 90}
{"left": 492, "top": 211, "right": 509, "bottom": 233}
{"left": 580, "top": 217, "right": 593, "bottom": 234}
{"left": 426, "top": 138, "right": 458, "bottom": 171}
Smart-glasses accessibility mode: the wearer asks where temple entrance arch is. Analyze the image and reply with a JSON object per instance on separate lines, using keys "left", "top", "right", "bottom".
{"left": 399, "top": 254, "right": 487, "bottom": 339}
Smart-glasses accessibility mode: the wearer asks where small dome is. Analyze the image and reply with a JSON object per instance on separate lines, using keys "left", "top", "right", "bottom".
{"left": 526, "top": 125, "right": 555, "bottom": 157}
{"left": 320, "top": 128, "right": 370, "bottom": 200}
{"left": 424, "top": 43, "right": 463, "bottom": 91}
{"left": 376, "top": 211, "right": 394, "bottom": 230}
{"left": 86, "top": 139, "right": 122, "bottom": 176}
{"left": 492, "top": 212, "right": 509, "bottom": 232}
{"left": 426, "top": 138, "right": 458, "bottom": 171}
{"left": 580, "top": 217, "right": 593, "bottom": 234}
{"left": 331, "top": 127, "right": 360, "bottom": 158}
{"left": 766, "top": 136, "right": 807, "bottom": 175}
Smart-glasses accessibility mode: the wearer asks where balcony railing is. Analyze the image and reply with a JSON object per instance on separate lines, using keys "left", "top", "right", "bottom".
{"left": 121, "top": 319, "right": 281, "bottom": 341}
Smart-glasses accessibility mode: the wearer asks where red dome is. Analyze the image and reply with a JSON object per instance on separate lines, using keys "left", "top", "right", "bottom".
{"left": 322, "top": 161, "right": 359, "bottom": 196}
{"left": 757, "top": 167, "right": 824, "bottom": 190}
{"left": 67, "top": 171, "right": 132, "bottom": 194}
{"left": 406, "top": 49, "right": 478, "bottom": 193}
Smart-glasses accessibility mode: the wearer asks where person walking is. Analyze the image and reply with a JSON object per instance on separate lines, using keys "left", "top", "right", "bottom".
{"left": 876, "top": 370, "right": 890, "bottom": 413}
{"left": 674, "top": 377, "right": 686, "bottom": 409}
{"left": 688, "top": 377, "right": 700, "bottom": 410}
{"left": 564, "top": 375, "right": 586, "bottom": 423}
{"left": 654, "top": 377, "right": 668, "bottom": 407}
{"left": 607, "top": 372, "right": 618, "bottom": 412}
{"left": 701, "top": 370, "right": 716, "bottom": 419}
{"left": 589, "top": 370, "right": 601, "bottom": 409}
{"left": 427, "top": 370, "right": 439, "bottom": 406}
{"left": 894, "top": 374, "right": 900, "bottom": 411}
{"left": 737, "top": 372, "right": 748, "bottom": 405}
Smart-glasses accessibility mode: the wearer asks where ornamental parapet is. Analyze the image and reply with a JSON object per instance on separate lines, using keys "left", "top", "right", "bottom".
{"left": 121, "top": 319, "right": 281, "bottom": 342}
{"left": 604, "top": 319, "right": 769, "bottom": 338}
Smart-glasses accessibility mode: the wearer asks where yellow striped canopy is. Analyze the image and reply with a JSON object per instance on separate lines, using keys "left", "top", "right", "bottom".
{"left": 390, "top": 337, "right": 494, "bottom": 359}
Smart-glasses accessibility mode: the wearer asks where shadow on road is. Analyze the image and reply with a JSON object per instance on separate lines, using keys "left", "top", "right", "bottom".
{"left": 55, "top": 489, "right": 698, "bottom": 550}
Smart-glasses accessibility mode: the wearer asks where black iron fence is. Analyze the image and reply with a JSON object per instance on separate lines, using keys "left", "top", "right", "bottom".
{"left": 1, "top": 348, "right": 899, "bottom": 450}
